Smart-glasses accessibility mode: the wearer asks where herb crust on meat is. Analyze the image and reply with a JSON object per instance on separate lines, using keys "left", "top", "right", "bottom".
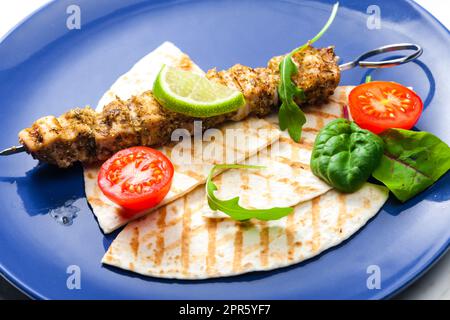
{"left": 19, "top": 46, "right": 340, "bottom": 167}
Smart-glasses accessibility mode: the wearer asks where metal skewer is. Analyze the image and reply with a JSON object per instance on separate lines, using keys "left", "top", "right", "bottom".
{"left": 0, "top": 43, "right": 423, "bottom": 157}
{"left": 339, "top": 43, "right": 423, "bottom": 71}
{"left": 0, "top": 145, "right": 26, "bottom": 156}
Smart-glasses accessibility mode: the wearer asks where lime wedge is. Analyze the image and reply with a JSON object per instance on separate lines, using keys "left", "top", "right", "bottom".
{"left": 153, "top": 65, "right": 245, "bottom": 118}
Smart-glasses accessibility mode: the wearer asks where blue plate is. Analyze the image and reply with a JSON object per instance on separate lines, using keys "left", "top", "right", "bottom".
{"left": 0, "top": 0, "right": 449, "bottom": 299}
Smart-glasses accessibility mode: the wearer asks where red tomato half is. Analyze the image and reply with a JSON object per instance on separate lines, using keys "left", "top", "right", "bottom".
{"left": 348, "top": 81, "right": 423, "bottom": 134}
{"left": 98, "top": 146, "right": 174, "bottom": 213}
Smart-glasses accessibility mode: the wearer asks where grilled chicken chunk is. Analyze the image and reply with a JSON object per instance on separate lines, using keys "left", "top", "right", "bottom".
{"left": 18, "top": 46, "right": 340, "bottom": 167}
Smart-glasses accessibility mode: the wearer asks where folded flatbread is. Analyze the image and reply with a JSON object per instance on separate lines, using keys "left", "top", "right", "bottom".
{"left": 89, "top": 43, "right": 388, "bottom": 279}
{"left": 83, "top": 42, "right": 280, "bottom": 233}
{"left": 103, "top": 182, "right": 388, "bottom": 279}
{"left": 201, "top": 86, "right": 356, "bottom": 216}
{"left": 84, "top": 43, "right": 349, "bottom": 233}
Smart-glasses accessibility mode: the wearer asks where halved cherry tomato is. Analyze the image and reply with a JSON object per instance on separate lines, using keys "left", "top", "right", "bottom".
{"left": 98, "top": 146, "right": 174, "bottom": 213}
{"left": 348, "top": 81, "right": 423, "bottom": 134}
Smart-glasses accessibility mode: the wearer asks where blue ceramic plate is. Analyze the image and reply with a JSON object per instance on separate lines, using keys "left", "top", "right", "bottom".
{"left": 0, "top": 0, "right": 448, "bottom": 299}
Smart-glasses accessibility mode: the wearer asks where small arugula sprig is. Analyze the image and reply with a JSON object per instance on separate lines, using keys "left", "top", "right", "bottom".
{"left": 206, "top": 164, "right": 294, "bottom": 221}
{"left": 278, "top": 2, "right": 339, "bottom": 142}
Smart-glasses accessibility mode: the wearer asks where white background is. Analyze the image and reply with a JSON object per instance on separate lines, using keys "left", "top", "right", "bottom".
{"left": 0, "top": 0, "right": 448, "bottom": 300}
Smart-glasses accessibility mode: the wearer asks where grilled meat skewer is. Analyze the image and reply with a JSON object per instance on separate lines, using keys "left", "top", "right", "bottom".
{"left": 18, "top": 46, "right": 340, "bottom": 168}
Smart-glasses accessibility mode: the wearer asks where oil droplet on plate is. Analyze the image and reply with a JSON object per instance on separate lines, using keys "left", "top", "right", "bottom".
{"left": 49, "top": 199, "right": 80, "bottom": 226}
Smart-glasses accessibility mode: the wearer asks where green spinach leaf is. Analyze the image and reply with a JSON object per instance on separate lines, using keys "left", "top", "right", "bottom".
{"left": 311, "top": 119, "right": 384, "bottom": 193}
{"left": 372, "top": 129, "right": 450, "bottom": 202}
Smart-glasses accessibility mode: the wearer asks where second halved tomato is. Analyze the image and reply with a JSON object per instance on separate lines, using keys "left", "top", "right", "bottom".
{"left": 98, "top": 146, "right": 174, "bottom": 213}
{"left": 348, "top": 81, "right": 423, "bottom": 134}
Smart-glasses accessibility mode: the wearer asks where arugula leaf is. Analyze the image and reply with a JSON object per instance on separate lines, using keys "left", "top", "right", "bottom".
{"left": 372, "top": 129, "right": 450, "bottom": 202}
{"left": 278, "top": 54, "right": 307, "bottom": 142}
{"left": 277, "top": 2, "right": 339, "bottom": 142}
{"left": 206, "top": 164, "right": 294, "bottom": 221}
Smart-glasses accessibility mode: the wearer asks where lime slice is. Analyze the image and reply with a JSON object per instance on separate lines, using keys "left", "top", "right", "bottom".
{"left": 153, "top": 65, "right": 245, "bottom": 118}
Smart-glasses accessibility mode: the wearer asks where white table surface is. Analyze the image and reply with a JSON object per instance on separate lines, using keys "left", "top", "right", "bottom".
{"left": 0, "top": 0, "right": 448, "bottom": 300}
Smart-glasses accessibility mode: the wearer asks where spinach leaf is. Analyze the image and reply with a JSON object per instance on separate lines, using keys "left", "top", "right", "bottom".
{"left": 311, "top": 119, "right": 384, "bottom": 193}
{"left": 372, "top": 129, "right": 450, "bottom": 202}
{"left": 206, "top": 164, "right": 294, "bottom": 221}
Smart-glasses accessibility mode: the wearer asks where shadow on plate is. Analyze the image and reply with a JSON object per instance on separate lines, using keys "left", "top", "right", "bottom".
{"left": 382, "top": 171, "right": 450, "bottom": 216}
{"left": 0, "top": 163, "right": 85, "bottom": 225}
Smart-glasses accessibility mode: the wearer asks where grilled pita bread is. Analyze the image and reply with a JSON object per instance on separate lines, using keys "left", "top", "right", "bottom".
{"left": 83, "top": 43, "right": 280, "bottom": 233}
{"left": 201, "top": 97, "right": 349, "bottom": 217}
{"left": 103, "top": 182, "right": 388, "bottom": 279}
{"left": 84, "top": 42, "right": 355, "bottom": 234}
{"left": 101, "top": 82, "right": 389, "bottom": 279}
{"left": 96, "top": 42, "right": 204, "bottom": 109}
